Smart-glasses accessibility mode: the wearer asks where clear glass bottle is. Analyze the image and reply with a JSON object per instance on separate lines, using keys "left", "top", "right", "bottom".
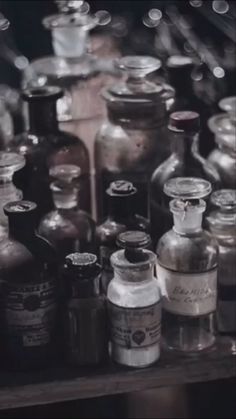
{"left": 0, "top": 201, "right": 57, "bottom": 370}
{"left": 39, "top": 164, "right": 95, "bottom": 258}
{"left": 29, "top": 0, "right": 119, "bottom": 123}
{"left": 95, "top": 55, "right": 174, "bottom": 219}
{"left": 96, "top": 180, "right": 150, "bottom": 293}
{"left": 108, "top": 248, "right": 161, "bottom": 368}
{"left": 151, "top": 111, "right": 221, "bottom": 244}
{"left": 62, "top": 252, "right": 108, "bottom": 366}
{"left": 9, "top": 86, "right": 90, "bottom": 217}
{"left": 0, "top": 152, "right": 25, "bottom": 240}
{"left": 207, "top": 189, "right": 236, "bottom": 337}
{"left": 156, "top": 177, "right": 218, "bottom": 353}
{"left": 208, "top": 97, "right": 236, "bottom": 188}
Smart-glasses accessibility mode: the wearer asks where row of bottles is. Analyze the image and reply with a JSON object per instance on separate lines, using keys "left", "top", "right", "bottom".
{"left": 0, "top": 175, "right": 235, "bottom": 370}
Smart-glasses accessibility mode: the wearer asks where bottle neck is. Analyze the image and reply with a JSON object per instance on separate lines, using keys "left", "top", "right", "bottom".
{"left": 171, "top": 131, "right": 199, "bottom": 156}
{"left": 171, "top": 199, "right": 205, "bottom": 235}
{"left": 108, "top": 195, "right": 136, "bottom": 221}
{"left": 8, "top": 217, "right": 36, "bottom": 244}
{"left": 52, "top": 183, "right": 79, "bottom": 211}
{"left": 28, "top": 101, "right": 58, "bottom": 134}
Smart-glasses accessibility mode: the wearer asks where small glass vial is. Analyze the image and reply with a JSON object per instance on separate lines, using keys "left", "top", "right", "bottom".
{"left": 96, "top": 180, "right": 149, "bottom": 293}
{"left": 156, "top": 177, "right": 218, "bottom": 353}
{"left": 0, "top": 152, "right": 25, "bottom": 240}
{"left": 108, "top": 249, "right": 161, "bottom": 368}
{"left": 62, "top": 252, "right": 108, "bottom": 366}
{"left": 208, "top": 96, "right": 236, "bottom": 188}
{"left": 207, "top": 189, "right": 236, "bottom": 337}
{"left": 38, "top": 164, "right": 95, "bottom": 258}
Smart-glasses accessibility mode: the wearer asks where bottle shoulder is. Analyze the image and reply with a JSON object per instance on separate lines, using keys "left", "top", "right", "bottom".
{"left": 156, "top": 228, "right": 218, "bottom": 272}
{"left": 39, "top": 209, "right": 95, "bottom": 235}
{"left": 96, "top": 219, "right": 126, "bottom": 242}
{"left": 0, "top": 238, "right": 34, "bottom": 271}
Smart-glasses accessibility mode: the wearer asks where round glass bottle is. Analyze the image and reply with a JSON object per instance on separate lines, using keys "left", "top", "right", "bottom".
{"left": 108, "top": 249, "right": 161, "bottom": 367}
{"left": 151, "top": 111, "right": 221, "bottom": 244}
{"left": 9, "top": 86, "right": 90, "bottom": 217}
{"left": 156, "top": 177, "right": 218, "bottom": 353}
{"left": 62, "top": 252, "right": 108, "bottom": 366}
{"left": 95, "top": 55, "right": 173, "bottom": 219}
{"left": 39, "top": 164, "right": 95, "bottom": 258}
{"left": 0, "top": 152, "right": 25, "bottom": 240}
{"left": 208, "top": 96, "right": 236, "bottom": 188}
{"left": 207, "top": 189, "right": 236, "bottom": 337}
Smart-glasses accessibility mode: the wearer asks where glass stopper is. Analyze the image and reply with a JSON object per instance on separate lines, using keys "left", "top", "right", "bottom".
{"left": 210, "top": 189, "right": 236, "bottom": 210}
{"left": 50, "top": 164, "right": 81, "bottom": 183}
{"left": 107, "top": 180, "right": 137, "bottom": 196}
{"left": 164, "top": 177, "right": 212, "bottom": 200}
{"left": 0, "top": 152, "right": 25, "bottom": 180}
{"left": 117, "top": 231, "right": 151, "bottom": 249}
{"left": 117, "top": 56, "right": 162, "bottom": 80}
{"left": 219, "top": 96, "right": 236, "bottom": 121}
{"left": 55, "top": 0, "right": 85, "bottom": 14}
{"left": 167, "top": 55, "right": 194, "bottom": 68}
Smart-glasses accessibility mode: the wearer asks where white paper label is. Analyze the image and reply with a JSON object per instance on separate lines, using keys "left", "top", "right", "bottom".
{"left": 108, "top": 301, "right": 161, "bottom": 349}
{"left": 156, "top": 263, "right": 217, "bottom": 316}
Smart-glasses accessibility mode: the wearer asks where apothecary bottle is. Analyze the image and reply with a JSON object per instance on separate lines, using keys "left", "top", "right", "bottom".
{"left": 208, "top": 96, "right": 236, "bottom": 188}
{"left": 108, "top": 249, "right": 161, "bottom": 367}
{"left": 151, "top": 111, "right": 221, "bottom": 243}
{"left": 62, "top": 252, "right": 108, "bottom": 366}
{"left": 9, "top": 87, "right": 90, "bottom": 217}
{"left": 0, "top": 201, "right": 57, "bottom": 369}
{"left": 30, "top": 0, "right": 119, "bottom": 123}
{"left": 156, "top": 177, "right": 218, "bottom": 352}
{"left": 96, "top": 180, "right": 149, "bottom": 293}
{"left": 207, "top": 189, "right": 236, "bottom": 337}
{"left": 95, "top": 55, "right": 173, "bottom": 219}
{"left": 39, "top": 164, "right": 95, "bottom": 259}
{"left": 0, "top": 152, "right": 25, "bottom": 240}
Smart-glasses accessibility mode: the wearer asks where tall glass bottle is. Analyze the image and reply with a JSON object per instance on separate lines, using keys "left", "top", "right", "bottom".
{"left": 207, "top": 189, "right": 236, "bottom": 337}
{"left": 0, "top": 201, "right": 57, "bottom": 370}
{"left": 208, "top": 97, "right": 236, "bottom": 188}
{"left": 156, "top": 177, "right": 218, "bottom": 352}
{"left": 96, "top": 180, "right": 149, "bottom": 293}
{"left": 95, "top": 55, "right": 174, "bottom": 219}
{"left": 9, "top": 86, "right": 90, "bottom": 217}
{"left": 39, "top": 164, "right": 95, "bottom": 258}
{"left": 0, "top": 152, "right": 25, "bottom": 240}
{"left": 151, "top": 111, "right": 221, "bottom": 243}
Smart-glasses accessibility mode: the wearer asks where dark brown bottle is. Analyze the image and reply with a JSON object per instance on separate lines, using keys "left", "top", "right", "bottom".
{"left": 62, "top": 253, "right": 108, "bottom": 366}
{"left": 10, "top": 87, "right": 90, "bottom": 219}
{"left": 96, "top": 180, "right": 150, "bottom": 293}
{"left": 0, "top": 201, "right": 57, "bottom": 370}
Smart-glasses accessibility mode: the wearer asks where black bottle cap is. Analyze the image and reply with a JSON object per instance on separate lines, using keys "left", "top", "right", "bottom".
{"left": 4, "top": 200, "right": 37, "bottom": 218}
{"left": 168, "top": 111, "right": 200, "bottom": 133}
{"left": 106, "top": 180, "right": 137, "bottom": 197}
{"left": 22, "top": 86, "right": 63, "bottom": 102}
{"left": 117, "top": 231, "right": 151, "bottom": 249}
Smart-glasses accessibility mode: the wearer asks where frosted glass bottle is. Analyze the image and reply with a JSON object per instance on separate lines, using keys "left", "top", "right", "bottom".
{"left": 156, "top": 177, "right": 218, "bottom": 352}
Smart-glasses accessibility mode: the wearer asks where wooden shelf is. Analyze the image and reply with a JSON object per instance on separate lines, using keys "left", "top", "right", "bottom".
{"left": 0, "top": 337, "right": 235, "bottom": 410}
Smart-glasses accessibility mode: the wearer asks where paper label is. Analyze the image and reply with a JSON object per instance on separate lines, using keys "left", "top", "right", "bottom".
{"left": 156, "top": 263, "right": 217, "bottom": 316}
{"left": 108, "top": 301, "right": 161, "bottom": 349}
{"left": 5, "top": 280, "right": 56, "bottom": 347}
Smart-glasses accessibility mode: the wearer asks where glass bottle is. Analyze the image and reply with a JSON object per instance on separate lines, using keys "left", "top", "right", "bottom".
{"left": 0, "top": 201, "right": 57, "bottom": 370}
{"left": 156, "top": 177, "right": 218, "bottom": 353}
{"left": 151, "top": 111, "right": 221, "bottom": 244}
{"left": 29, "top": 0, "right": 119, "bottom": 123}
{"left": 96, "top": 180, "right": 150, "bottom": 293}
{"left": 0, "top": 152, "right": 25, "bottom": 240}
{"left": 9, "top": 86, "right": 90, "bottom": 218}
{"left": 62, "top": 252, "right": 108, "bottom": 366}
{"left": 95, "top": 55, "right": 174, "bottom": 220}
{"left": 108, "top": 248, "right": 161, "bottom": 367}
{"left": 38, "top": 164, "right": 95, "bottom": 259}
{"left": 208, "top": 97, "right": 236, "bottom": 188}
{"left": 207, "top": 189, "right": 236, "bottom": 337}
